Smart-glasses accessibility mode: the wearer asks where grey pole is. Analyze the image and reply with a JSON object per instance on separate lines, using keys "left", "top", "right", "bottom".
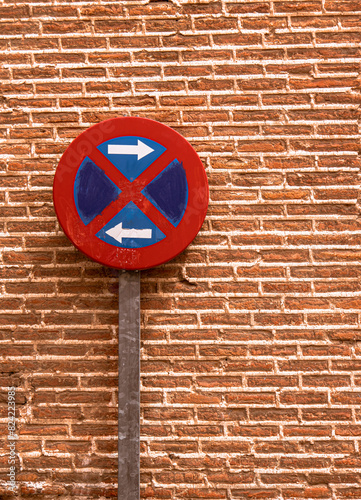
{"left": 118, "top": 270, "right": 140, "bottom": 500}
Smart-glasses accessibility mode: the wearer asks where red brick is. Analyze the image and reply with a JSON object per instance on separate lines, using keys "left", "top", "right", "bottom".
{"left": 183, "top": 49, "right": 233, "bottom": 61}
{"left": 62, "top": 36, "right": 107, "bottom": 49}
{"left": 261, "top": 473, "right": 308, "bottom": 485}
{"left": 262, "top": 93, "right": 311, "bottom": 105}
{"left": 341, "top": 15, "right": 361, "bottom": 27}
{"left": 145, "top": 19, "right": 191, "bottom": 33}
{"left": 0, "top": 21, "right": 39, "bottom": 35}
{"left": 63, "top": 67, "right": 107, "bottom": 79}
{"left": 290, "top": 77, "right": 358, "bottom": 90}
{"left": 93, "top": 19, "right": 141, "bottom": 33}
{"left": 227, "top": 2, "right": 270, "bottom": 13}
{"left": 314, "top": 188, "right": 357, "bottom": 201}
{"left": 284, "top": 425, "right": 332, "bottom": 437}
{"left": 291, "top": 15, "right": 338, "bottom": 27}
{"left": 170, "top": 66, "right": 214, "bottom": 78}
{"left": 325, "top": 1, "right": 361, "bottom": 11}
{"left": 208, "top": 471, "right": 254, "bottom": 484}
{"left": 303, "top": 408, "right": 352, "bottom": 421}
{"left": 275, "top": 1, "right": 322, "bottom": 12}
{"left": 282, "top": 487, "right": 331, "bottom": 498}
{"left": 242, "top": 17, "right": 287, "bottom": 30}
{"left": 216, "top": 64, "right": 263, "bottom": 76}
{"left": 280, "top": 392, "right": 328, "bottom": 405}
{"left": 183, "top": 110, "right": 228, "bottom": 123}
{"left": 194, "top": 17, "right": 238, "bottom": 31}
{"left": 226, "top": 392, "right": 275, "bottom": 405}
{"left": 281, "top": 457, "right": 331, "bottom": 469}
{"left": 289, "top": 47, "right": 361, "bottom": 59}
{"left": 229, "top": 297, "right": 281, "bottom": 310}
{"left": 248, "top": 376, "right": 298, "bottom": 388}
{"left": 182, "top": 2, "right": 222, "bottom": 14}
{"left": 188, "top": 79, "right": 233, "bottom": 92}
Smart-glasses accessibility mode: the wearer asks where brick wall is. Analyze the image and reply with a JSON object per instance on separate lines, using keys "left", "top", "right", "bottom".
{"left": 0, "top": 0, "right": 360, "bottom": 498}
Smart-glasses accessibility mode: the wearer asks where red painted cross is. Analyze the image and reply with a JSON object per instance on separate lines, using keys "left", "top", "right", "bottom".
{"left": 86, "top": 143, "right": 176, "bottom": 237}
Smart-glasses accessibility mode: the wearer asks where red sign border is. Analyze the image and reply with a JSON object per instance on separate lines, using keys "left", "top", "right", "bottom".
{"left": 53, "top": 117, "right": 209, "bottom": 270}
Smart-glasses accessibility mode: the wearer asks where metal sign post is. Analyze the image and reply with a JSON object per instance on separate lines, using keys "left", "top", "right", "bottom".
{"left": 118, "top": 271, "right": 140, "bottom": 499}
{"left": 53, "top": 116, "right": 209, "bottom": 500}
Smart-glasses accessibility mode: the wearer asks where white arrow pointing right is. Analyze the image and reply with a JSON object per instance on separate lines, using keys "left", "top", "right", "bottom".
{"left": 108, "top": 140, "right": 154, "bottom": 160}
{"left": 106, "top": 222, "right": 152, "bottom": 244}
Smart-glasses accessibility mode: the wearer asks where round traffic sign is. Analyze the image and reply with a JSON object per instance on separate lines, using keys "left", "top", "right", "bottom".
{"left": 53, "top": 117, "right": 209, "bottom": 270}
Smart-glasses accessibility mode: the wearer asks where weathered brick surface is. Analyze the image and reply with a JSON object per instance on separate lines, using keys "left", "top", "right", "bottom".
{"left": 0, "top": 0, "right": 360, "bottom": 498}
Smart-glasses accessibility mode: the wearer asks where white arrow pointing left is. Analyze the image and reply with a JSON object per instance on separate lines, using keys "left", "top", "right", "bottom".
{"left": 108, "top": 140, "right": 154, "bottom": 160}
{"left": 106, "top": 222, "right": 152, "bottom": 244}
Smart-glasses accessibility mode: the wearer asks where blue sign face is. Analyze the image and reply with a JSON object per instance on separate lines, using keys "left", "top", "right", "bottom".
{"left": 73, "top": 136, "right": 189, "bottom": 249}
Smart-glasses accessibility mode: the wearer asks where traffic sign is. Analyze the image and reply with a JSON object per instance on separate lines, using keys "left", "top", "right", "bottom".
{"left": 53, "top": 117, "right": 209, "bottom": 270}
